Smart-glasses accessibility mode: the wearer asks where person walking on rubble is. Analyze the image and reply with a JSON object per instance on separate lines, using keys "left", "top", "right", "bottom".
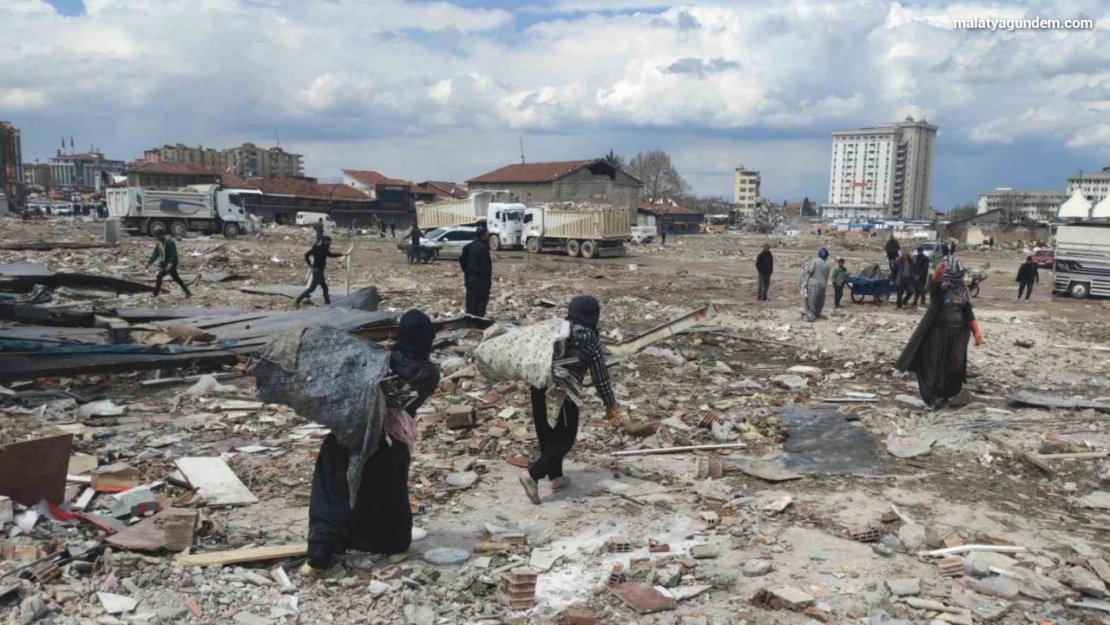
{"left": 1016, "top": 256, "right": 1039, "bottom": 300}
{"left": 756, "top": 244, "right": 774, "bottom": 301}
{"left": 313, "top": 217, "right": 325, "bottom": 243}
{"left": 459, "top": 223, "right": 492, "bottom": 317}
{"left": 912, "top": 246, "right": 930, "bottom": 307}
{"left": 896, "top": 247, "right": 983, "bottom": 409}
{"left": 519, "top": 296, "right": 620, "bottom": 505}
{"left": 146, "top": 231, "right": 191, "bottom": 298}
{"left": 885, "top": 234, "right": 901, "bottom": 274}
{"left": 295, "top": 236, "right": 345, "bottom": 308}
{"left": 798, "top": 248, "right": 830, "bottom": 322}
{"left": 831, "top": 258, "right": 848, "bottom": 308}
{"left": 894, "top": 249, "right": 915, "bottom": 309}
{"left": 301, "top": 310, "right": 440, "bottom": 575}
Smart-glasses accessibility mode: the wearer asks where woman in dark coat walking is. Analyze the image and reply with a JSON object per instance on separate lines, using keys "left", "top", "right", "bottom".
{"left": 895, "top": 256, "right": 983, "bottom": 408}
{"left": 303, "top": 310, "right": 440, "bottom": 574}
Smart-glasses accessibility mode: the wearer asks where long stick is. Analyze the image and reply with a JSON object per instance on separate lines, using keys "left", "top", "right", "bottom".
{"left": 917, "top": 544, "right": 1026, "bottom": 558}
{"left": 612, "top": 443, "right": 746, "bottom": 457}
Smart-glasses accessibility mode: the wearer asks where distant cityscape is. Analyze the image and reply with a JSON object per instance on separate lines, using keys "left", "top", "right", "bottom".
{"left": 2, "top": 117, "right": 1108, "bottom": 223}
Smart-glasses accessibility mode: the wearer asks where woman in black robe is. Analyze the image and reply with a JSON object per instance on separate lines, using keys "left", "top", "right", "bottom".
{"left": 896, "top": 252, "right": 983, "bottom": 408}
{"left": 303, "top": 310, "right": 440, "bottom": 574}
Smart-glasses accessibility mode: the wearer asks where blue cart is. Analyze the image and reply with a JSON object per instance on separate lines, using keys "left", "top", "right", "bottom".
{"left": 845, "top": 276, "right": 895, "bottom": 304}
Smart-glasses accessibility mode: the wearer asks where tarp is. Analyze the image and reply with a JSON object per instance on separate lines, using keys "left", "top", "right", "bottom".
{"left": 1059, "top": 190, "right": 1092, "bottom": 219}
{"left": 254, "top": 326, "right": 391, "bottom": 506}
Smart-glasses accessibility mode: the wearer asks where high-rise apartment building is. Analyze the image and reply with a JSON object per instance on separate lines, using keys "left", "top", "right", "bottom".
{"left": 0, "top": 121, "right": 23, "bottom": 201}
{"left": 827, "top": 117, "right": 937, "bottom": 220}
{"left": 732, "top": 166, "right": 760, "bottom": 218}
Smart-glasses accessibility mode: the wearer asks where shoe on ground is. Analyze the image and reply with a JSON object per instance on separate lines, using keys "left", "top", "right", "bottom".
{"left": 518, "top": 473, "right": 541, "bottom": 505}
{"left": 550, "top": 476, "right": 572, "bottom": 492}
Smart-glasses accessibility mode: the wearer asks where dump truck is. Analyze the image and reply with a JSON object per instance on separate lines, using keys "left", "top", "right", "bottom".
{"left": 522, "top": 206, "right": 630, "bottom": 258}
{"left": 415, "top": 190, "right": 525, "bottom": 250}
{"left": 1054, "top": 223, "right": 1110, "bottom": 299}
{"left": 106, "top": 184, "right": 253, "bottom": 238}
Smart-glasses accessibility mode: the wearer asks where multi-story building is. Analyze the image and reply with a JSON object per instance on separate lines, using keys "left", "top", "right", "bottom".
{"left": 140, "top": 142, "right": 304, "bottom": 177}
{"left": 23, "top": 162, "right": 52, "bottom": 190}
{"left": 142, "top": 144, "right": 229, "bottom": 172}
{"left": 1066, "top": 167, "right": 1110, "bottom": 206}
{"left": 48, "top": 150, "right": 125, "bottom": 192}
{"left": 0, "top": 121, "right": 23, "bottom": 201}
{"left": 826, "top": 117, "right": 937, "bottom": 220}
{"left": 732, "top": 166, "right": 760, "bottom": 218}
{"left": 226, "top": 143, "right": 303, "bottom": 178}
{"left": 976, "top": 188, "right": 1067, "bottom": 222}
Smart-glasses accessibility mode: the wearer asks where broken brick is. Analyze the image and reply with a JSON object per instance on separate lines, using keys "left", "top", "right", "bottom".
{"left": 938, "top": 556, "right": 964, "bottom": 577}
{"left": 804, "top": 606, "right": 831, "bottom": 623}
{"left": 445, "top": 405, "right": 476, "bottom": 429}
{"left": 1089, "top": 558, "right": 1110, "bottom": 582}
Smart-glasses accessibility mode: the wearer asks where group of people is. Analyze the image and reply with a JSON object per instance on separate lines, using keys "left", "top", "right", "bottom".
{"left": 889, "top": 242, "right": 934, "bottom": 309}
{"left": 300, "top": 296, "right": 618, "bottom": 575}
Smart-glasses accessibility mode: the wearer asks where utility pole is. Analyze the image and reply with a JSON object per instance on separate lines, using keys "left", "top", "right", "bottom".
{"left": 519, "top": 137, "right": 525, "bottom": 164}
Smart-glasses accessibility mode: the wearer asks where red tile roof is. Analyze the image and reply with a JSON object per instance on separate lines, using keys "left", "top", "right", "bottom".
{"left": 126, "top": 161, "right": 219, "bottom": 175}
{"left": 420, "top": 181, "right": 467, "bottom": 199}
{"left": 467, "top": 160, "right": 596, "bottom": 184}
{"left": 343, "top": 170, "right": 410, "bottom": 187}
{"left": 253, "top": 177, "right": 368, "bottom": 200}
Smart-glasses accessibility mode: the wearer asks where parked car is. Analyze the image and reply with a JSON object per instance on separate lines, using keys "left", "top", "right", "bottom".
{"left": 396, "top": 225, "right": 477, "bottom": 260}
{"left": 919, "top": 241, "right": 943, "bottom": 259}
{"left": 1030, "top": 249, "right": 1054, "bottom": 269}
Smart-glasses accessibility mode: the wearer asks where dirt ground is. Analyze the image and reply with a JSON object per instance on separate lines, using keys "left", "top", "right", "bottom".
{"left": 2, "top": 217, "right": 1110, "bottom": 625}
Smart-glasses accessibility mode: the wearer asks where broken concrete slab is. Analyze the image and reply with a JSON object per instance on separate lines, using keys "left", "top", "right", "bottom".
{"left": 725, "top": 457, "right": 803, "bottom": 482}
{"left": 1059, "top": 566, "right": 1109, "bottom": 598}
{"left": 771, "top": 374, "right": 808, "bottom": 390}
{"left": 886, "top": 433, "right": 937, "bottom": 459}
{"left": 970, "top": 576, "right": 1020, "bottom": 600}
{"left": 886, "top": 578, "right": 921, "bottom": 597}
{"left": 764, "top": 585, "right": 815, "bottom": 611}
{"left": 97, "top": 593, "right": 138, "bottom": 614}
{"left": 744, "top": 559, "right": 773, "bottom": 577}
{"left": 174, "top": 457, "right": 258, "bottom": 506}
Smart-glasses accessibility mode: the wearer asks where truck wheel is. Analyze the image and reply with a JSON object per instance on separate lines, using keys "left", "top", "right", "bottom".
{"left": 148, "top": 220, "right": 167, "bottom": 237}
{"left": 489, "top": 235, "right": 501, "bottom": 251}
{"left": 566, "top": 239, "right": 581, "bottom": 257}
{"left": 526, "top": 238, "right": 541, "bottom": 254}
{"left": 223, "top": 222, "right": 240, "bottom": 238}
{"left": 1069, "top": 282, "right": 1090, "bottom": 300}
{"left": 170, "top": 220, "right": 188, "bottom": 239}
{"left": 581, "top": 240, "right": 598, "bottom": 259}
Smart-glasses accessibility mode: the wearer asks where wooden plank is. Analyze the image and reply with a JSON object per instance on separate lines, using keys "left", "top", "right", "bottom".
{"left": 983, "top": 433, "right": 1055, "bottom": 477}
{"left": 174, "top": 457, "right": 258, "bottom": 506}
{"left": 175, "top": 544, "right": 307, "bottom": 568}
{"left": 0, "top": 351, "right": 238, "bottom": 382}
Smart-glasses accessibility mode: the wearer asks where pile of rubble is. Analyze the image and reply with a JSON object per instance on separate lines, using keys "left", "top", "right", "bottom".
{"left": 2, "top": 217, "right": 1110, "bottom": 625}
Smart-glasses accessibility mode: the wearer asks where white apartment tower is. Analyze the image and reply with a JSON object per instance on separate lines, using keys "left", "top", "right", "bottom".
{"left": 733, "top": 166, "right": 760, "bottom": 218}
{"left": 827, "top": 117, "right": 937, "bottom": 219}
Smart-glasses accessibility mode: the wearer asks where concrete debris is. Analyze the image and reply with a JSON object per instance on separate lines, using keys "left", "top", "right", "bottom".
{"left": 744, "top": 558, "right": 774, "bottom": 577}
{"left": 886, "top": 578, "right": 921, "bottom": 596}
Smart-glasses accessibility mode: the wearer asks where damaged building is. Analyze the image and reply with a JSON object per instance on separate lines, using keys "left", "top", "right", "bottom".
{"left": 467, "top": 160, "right": 642, "bottom": 222}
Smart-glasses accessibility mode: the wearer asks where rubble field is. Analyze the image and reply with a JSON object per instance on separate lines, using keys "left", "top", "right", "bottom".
{"left": 2, "top": 217, "right": 1110, "bottom": 625}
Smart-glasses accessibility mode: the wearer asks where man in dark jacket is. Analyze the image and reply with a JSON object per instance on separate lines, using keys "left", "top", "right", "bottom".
{"left": 295, "top": 237, "right": 345, "bottom": 308}
{"left": 894, "top": 250, "right": 915, "bottom": 308}
{"left": 912, "top": 246, "right": 931, "bottom": 306}
{"left": 459, "top": 225, "right": 492, "bottom": 317}
{"left": 755, "top": 244, "right": 774, "bottom": 301}
{"left": 146, "top": 231, "right": 191, "bottom": 298}
{"left": 313, "top": 218, "right": 324, "bottom": 243}
{"left": 1016, "top": 256, "right": 1039, "bottom": 300}
{"left": 885, "top": 235, "right": 900, "bottom": 273}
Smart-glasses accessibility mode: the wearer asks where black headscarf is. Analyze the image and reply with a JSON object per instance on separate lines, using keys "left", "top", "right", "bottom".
{"left": 566, "top": 295, "right": 601, "bottom": 329}
{"left": 393, "top": 309, "right": 435, "bottom": 361}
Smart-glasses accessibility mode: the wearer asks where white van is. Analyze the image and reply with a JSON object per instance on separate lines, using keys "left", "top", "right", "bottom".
{"left": 296, "top": 212, "right": 337, "bottom": 229}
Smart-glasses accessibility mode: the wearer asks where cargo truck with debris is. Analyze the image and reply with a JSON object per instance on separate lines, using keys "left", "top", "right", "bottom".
{"left": 106, "top": 184, "right": 254, "bottom": 238}
{"left": 1053, "top": 223, "right": 1110, "bottom": 299}
{"left": 523, "top": 206, "right": 630, "bottom": 258}
{"left": 415, "top": 190, "right": 525, "bottom": 251}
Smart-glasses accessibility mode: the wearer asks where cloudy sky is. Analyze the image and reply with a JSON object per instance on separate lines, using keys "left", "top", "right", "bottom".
{"left": 2, "top": 0, "right": 1108, "bottom": 209}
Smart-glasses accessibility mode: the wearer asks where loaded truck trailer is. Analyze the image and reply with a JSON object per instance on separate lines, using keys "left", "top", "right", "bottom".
{"left": 523, "top": 206, "right": 629, "bottom": 258}
{"left": 106, "top": 184, "right": 254, "bottom": 238}
{"left": 415, "top": 190, "right": 525, "bottom": 251}
{"left": 1053, "top": 223, "right": 1110, "bottom": 299}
